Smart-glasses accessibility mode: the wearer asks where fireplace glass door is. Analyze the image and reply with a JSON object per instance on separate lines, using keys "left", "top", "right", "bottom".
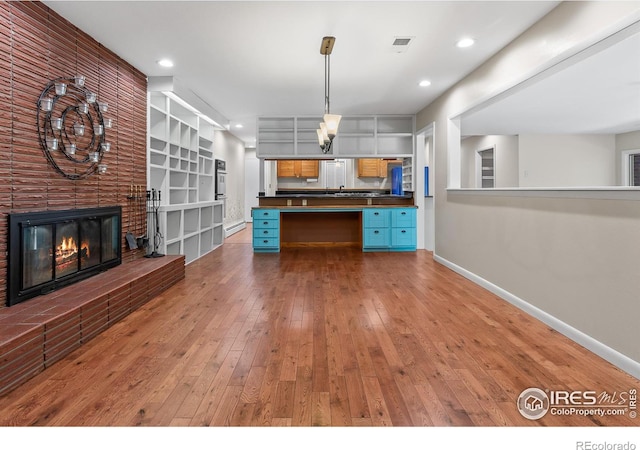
{"left": 22, "top": 224, "right": 54, "bottom": 290}
{"left": 102, "top": 216, "right": 119, "bottom": 263}
{"left": 55, "top": 221, "right": 80, "bottom": 278}
{"left": 80, "top": 218, "right": 101, "bottom": 270}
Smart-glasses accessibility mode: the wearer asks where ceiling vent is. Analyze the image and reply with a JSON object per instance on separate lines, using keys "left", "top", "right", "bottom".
{"left": 392, "top": 36, "right": 414, "bottom": 53}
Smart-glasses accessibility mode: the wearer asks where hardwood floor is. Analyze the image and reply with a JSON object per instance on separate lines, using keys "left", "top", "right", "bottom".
{"left": 0, "top": 225, "right": 637, "bottom": 426}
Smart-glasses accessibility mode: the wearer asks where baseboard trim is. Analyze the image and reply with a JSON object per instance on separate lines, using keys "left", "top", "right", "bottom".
{"left": 433, "top": 253, "right": 640, "bottom": 380}
{"left": 225, "top": 221, "right": 246, "bottom": 238}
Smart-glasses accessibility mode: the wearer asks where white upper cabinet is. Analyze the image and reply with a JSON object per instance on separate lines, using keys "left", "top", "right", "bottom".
{"left": 257, "top": 115, "right": 415, "bottom": 159}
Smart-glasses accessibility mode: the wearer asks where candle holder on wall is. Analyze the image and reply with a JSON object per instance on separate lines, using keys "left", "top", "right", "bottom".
{"left": 36, "top": 76, "right": 112, "bottom": 180}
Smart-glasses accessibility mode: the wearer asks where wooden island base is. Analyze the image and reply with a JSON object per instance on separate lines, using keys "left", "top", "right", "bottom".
{"left": 281, "top": 211, "right": 362, "bottom": 247}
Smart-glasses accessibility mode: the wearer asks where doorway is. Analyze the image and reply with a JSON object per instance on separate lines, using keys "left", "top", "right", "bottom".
{"left": 324, "top": 159, "right": 347, "bottom": 189}
{"left": 416, "top": 123, "right": 435, "bottom": 251}
{"left": 476, "top": 147, "right": 495, "bottom": 188}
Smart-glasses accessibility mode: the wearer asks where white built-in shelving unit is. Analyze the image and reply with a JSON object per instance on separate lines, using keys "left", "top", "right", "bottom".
{"left": 147, "top": 91, "right": 224, "bottom": 264}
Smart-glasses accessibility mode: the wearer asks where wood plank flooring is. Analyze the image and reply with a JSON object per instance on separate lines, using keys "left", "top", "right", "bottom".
{"left": 0, "top": 225, "right": 637, "bottom": 426}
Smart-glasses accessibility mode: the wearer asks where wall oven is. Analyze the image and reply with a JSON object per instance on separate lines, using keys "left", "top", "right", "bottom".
{"left": 215, "top": 159, "right": 227, "bottom": 218}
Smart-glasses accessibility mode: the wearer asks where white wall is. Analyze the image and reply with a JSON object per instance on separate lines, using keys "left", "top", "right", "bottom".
{"left": 519, "top": 134, "right": 616, "bottom": 187}
{"left": 616, "top": 130, "right": 640, "bottom": 151}
{"left": 616, "top": 130, "right": 640, "bottom": 184}
{"left": 461, "top": 135, "right": 519, "bottom": 188}
{"left": 415, "top": 1, "right": 640, "bottom": 374}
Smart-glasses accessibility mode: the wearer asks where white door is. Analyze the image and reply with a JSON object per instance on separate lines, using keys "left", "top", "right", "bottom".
{"left": 324, "top": 160, "right": 346, "bottom": 189}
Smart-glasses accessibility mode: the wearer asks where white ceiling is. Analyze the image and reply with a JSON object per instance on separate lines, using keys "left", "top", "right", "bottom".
{"left": 461, "top": 22, "right": 640, "bottom": 136}
{"left": 43, "top": 0, "right": 560, "bottom": 147}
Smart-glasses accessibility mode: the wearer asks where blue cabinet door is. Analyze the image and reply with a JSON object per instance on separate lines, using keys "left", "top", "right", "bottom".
{"left": 363, "top": 209, "right": 391, "bottom": 250}
{"left": 254, "top": 227, "right": 279, "bottom": 239}
{"left": 363, "top": 209, "right": 390, "bottom": 228}
{"left": 253, "top": 209, "right": 279, "bottom": 220}
{"left": 390, "top": 208, "right": 416, "bottom": 250}
{"left": 363, "top": 228, "right": 391, "bottom": 248}
{"left": 253, "top": 237, "right": 280, "bottom": 248}
{"left": 254, "top": 218, "right": 279, "bottom": 229}
{"left": 392, "top": 208, "right": 415, "bottom": 228}
{"left": 391, "top": 227, "right": 416, "bottom": 249}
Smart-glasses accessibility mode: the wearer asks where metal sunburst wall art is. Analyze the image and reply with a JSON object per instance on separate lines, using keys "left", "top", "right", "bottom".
{"left": 36, "top": 76, "right": 112, "bottom": 180}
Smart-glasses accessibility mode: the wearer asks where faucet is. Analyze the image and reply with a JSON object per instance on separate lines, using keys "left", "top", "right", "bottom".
{"left": 339, "top": 185, "right": 345, "bottom": 192}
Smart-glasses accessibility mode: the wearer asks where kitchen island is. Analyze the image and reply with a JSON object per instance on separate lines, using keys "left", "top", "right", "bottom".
{"left": 252, "top": 191, "right": 417, "bottom": 252}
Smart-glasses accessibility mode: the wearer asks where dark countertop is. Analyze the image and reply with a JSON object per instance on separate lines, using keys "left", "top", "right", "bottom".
{"left": 261, "top": 190, "right": 414, "bottom": 199}
{"left": 253, "top": 205, "right": 418, "bottom": 210}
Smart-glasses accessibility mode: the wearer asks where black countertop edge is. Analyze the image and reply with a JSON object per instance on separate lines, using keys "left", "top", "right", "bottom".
{"left": 259, "top": 190, "right": 414, "bottom": 199}
{"left": 276, "top": 189, "right": 392, "bottom": 194}
{"left": 252, "top": 205, "right": 418, "bottom": 210}
{"left": 259, "top": 194, "right": 413, "bottom": 199}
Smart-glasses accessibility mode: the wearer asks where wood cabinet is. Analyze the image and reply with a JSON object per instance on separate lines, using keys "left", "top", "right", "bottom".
{"left": 357, "top": 158, "right": 382, "bottom": 177}
{"left": 277, "top": 160, "right": 296, "bottom": 177}
{"left": 277, "top": 160, "right": 319, "bottom": 178}
{"left": 357, "top": 158, "right": 401, "bottom": 178}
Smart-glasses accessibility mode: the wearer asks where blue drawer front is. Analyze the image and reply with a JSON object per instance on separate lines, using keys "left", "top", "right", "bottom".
{"left": 253, "top": 209, "right": 279, "bottom": 220}
{"left": 392, "top": 208, "right": 415, "bottom": 228}
{"left": 254, "top": 218, "right": 279, "bottom": 229}
{"left": 391, "top": 228, "right": 416, "bottom": 248}
{"left": 253, "top": 237, "right": 279, "bottom": 248}
{"left": 254, "top": 228, "right": 279, "bottom": 239}
{"left": 363, "top": 228, "right": 390, "bottom": 248}
{"left": 363, "top": 209, "right": 390, "bottom": 228}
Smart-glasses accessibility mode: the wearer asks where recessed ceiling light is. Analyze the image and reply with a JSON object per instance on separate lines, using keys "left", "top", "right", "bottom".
{"left": 456, "top": 38, "right": 475, "bottom": 48}
{"left": 419, "top": 80, "right": 431, "bottom": 87}
{"left": 157, "top": 59, "right": 174, "bottom": 68}
{"left": 235, "top": 124, "right": 243, "bottom": 129}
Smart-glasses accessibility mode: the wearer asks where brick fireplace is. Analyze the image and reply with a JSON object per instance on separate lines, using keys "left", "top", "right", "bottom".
{"left": 0, "top": 2, "right": 148, "bottom": 310}
{"left": 0, "top": 3, "right": 188, "bottom": 397}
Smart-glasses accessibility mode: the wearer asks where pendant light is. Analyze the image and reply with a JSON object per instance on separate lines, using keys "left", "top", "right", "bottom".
{"left": 317, "top": 36, "right": 341, "bottom": 154}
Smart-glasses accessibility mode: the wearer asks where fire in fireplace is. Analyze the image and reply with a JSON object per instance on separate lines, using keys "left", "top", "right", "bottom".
{"left": 8, "top": 207, "right": 122, "bottom": 306}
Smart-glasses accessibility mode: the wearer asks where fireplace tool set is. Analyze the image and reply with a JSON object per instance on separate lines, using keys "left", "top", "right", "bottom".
{"left": 125, "top": 186, "right": 164, "bottom": 257}
{"left": 146, "top": 188, "right": 164, "bottom": 258}
{"left": 125, "top": 185, "right": 148, "bottom": 251}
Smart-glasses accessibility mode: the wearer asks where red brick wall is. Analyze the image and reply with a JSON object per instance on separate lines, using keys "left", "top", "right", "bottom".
{"left": 0, "top": 2, "right": 148, "bottom": 308}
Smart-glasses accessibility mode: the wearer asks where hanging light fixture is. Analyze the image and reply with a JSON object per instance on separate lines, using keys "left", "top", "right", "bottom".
{"left": 316, "top": 36, "right": 341, "bottom": 154}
